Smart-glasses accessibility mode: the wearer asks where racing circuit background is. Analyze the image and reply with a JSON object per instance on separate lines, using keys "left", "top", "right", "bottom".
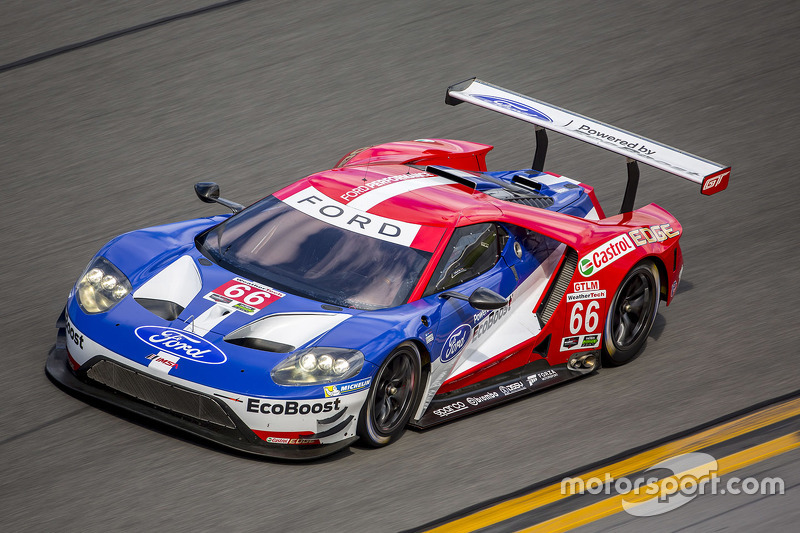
{"left": 1, "top": 1, "right": 798, "bottom": 531}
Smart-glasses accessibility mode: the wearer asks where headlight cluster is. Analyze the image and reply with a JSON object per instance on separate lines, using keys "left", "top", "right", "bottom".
{"left": 271, "top": 347, "right": 364, "bottom": 385}
{"left": 76, "top": 256, "right": 132, "bottom": 314}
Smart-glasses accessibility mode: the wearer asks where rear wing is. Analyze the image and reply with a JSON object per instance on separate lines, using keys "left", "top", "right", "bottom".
{"left": 446, "top": 78, "right": 731, "bottom": 211}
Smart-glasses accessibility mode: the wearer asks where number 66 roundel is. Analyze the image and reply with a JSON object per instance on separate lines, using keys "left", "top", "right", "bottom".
{"left": 560, "top": 295, "right": 606, "bottom": 352}
{"left": 205, "top": 277, "right": 285, "bottom": 314}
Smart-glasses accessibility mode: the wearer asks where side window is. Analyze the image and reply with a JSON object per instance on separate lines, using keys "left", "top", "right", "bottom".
{"left": 504, "top": 224, "right": 562, "bottom": 265}
{"left": 424, "top": 223, "right": 502, "bottom": 296}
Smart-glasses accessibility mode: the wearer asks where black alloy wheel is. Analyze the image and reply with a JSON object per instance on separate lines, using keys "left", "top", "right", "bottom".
{"left": 357, "top": 343, "right": 421, "bottom": 447}
{"left": 602, "top": 260, "right": 660, "bottom": 366}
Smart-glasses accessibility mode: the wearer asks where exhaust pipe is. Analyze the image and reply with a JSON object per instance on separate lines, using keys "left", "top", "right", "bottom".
{"left": 568, "top": 352, "right": 598, "bottom": 372}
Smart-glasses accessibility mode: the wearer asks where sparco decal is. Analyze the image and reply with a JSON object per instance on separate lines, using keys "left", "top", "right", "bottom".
{"left": 433, "top": 402, "right": 468, "bottom": 418}
{"left": 579, "top": 234, "right": 636, "bottom": 277}
{"left": 499, "top": 382, "right": 525, "bottom": 396}
{"left": 441, "top": 324, "right": 472, "bottom": 362}
{"left": 134, "top": 326, "right": 227, "bottom": 364}
{"left": 324, "top": 378, "right": 371, "bottom": 397}
{"left": 467, "top": 391, "right": 499, "bottom": 406}
{"left": 247, "top": 398, "right": 341, "bottom": 415}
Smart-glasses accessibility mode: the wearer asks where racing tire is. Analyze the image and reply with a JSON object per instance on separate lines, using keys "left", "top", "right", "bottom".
{"left": 357, "top": 342, "right": 422, "bottom": 447}
{"left": 602, "top": 260, "right": 660, "bottom": 366}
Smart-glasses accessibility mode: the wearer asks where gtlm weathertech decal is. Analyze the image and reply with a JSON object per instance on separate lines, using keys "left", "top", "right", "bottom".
{"left": 283, "top": 186, "right": 421, "bottom": 246}
{"left": 579, "top": 234, "right": 635, "bottom": 277}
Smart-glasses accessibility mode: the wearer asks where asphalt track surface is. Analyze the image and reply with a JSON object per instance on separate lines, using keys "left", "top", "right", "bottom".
{"left": 1, "top": 1, "right": 798, "bottom": 531}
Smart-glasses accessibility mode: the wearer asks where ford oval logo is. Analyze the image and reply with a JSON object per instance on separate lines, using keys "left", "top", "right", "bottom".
{"left": 441, "top": 324, "right": 472, "bottom": 362}
{"left": 134, "top": 326, "right": 227, "bottom": 364}
{"left": 473, "top": 95, "right": 553, "bottom": 122}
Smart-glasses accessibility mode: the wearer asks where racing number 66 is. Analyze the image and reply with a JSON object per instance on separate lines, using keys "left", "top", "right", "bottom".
{"left": 570, "top": 301, "right": 600, "bottom": 334}
{"left": 223, "top": 284, "right": 272, "bottom": 305}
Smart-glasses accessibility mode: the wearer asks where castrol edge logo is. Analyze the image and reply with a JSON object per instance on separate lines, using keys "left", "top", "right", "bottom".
{"left": 579, "top": 234, "right": 636, "bottom": 277}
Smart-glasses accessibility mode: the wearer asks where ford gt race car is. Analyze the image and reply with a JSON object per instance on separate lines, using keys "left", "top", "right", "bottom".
{"left": 47, "top": 79, "right": 731, "bottom": 459}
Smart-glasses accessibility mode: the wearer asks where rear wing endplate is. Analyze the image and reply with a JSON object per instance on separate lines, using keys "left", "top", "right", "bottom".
{"left": 446, "top": 78, "right": 731, "bottom": 209}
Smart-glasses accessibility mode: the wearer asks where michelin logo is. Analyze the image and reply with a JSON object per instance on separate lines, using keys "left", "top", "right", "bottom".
{"left": 324, "top": 378, "right": 371, "bottom": 397}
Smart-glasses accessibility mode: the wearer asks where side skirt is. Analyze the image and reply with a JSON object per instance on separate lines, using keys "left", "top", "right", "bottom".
{"left": 409, "top": 358, "right": 598, "bottom": 429}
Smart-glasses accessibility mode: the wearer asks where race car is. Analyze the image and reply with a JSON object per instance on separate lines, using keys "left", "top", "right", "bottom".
{"left": 47, "top": 78, "right": 730, "bottom": 459}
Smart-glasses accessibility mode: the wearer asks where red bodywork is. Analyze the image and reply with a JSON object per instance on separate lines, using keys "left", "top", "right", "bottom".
{"left": 275, "top": 138, "right": 683, "bottom": 396}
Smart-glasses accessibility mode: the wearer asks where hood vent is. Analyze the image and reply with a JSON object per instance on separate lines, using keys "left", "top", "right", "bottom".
{"left": 224, "top": 312, "right": 351, "bottom": 353}
{"left": 135, "top": 298, "right": 184, "bottom": 321}
{"left": 225, "top": 337, "right": 295, "bottom": 353}
{"left": 506, "top": 195, "right": 555, "bottom": 209}
{"left": 483, "top": 187, "right": 555, "bottom": 209}
{"left": 133, "top": 255, "right": 203, "bottom": 320}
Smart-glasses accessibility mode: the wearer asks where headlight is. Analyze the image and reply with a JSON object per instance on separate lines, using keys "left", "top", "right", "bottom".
{"left": 271, "top": 347, "right": 364, "bottom": 385}
{"left": 75, "top": 256, "right": 132, "bottom": 314}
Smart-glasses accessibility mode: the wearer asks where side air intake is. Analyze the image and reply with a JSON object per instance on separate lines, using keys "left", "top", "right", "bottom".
{"left": 86, "top": 359, "right": 235, "bottom": 428}
{"left": 538, "top": 248, "right": 578, "bottom": 326}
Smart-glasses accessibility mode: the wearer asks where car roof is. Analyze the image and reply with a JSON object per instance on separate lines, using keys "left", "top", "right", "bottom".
{"left": 277, "top": 163, "right": 504, "bottom": 228}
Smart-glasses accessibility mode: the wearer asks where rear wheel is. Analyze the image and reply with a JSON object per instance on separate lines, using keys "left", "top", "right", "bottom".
{"left": 602, "top": 260, "right": 660, "bottom": 366}
{"left": 357, "top": 343, "right": 421, "bottom": 447}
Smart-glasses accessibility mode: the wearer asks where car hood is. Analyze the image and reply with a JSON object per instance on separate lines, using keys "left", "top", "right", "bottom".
{"left": 71, "top": 217, "right": 429, "bottom": 397}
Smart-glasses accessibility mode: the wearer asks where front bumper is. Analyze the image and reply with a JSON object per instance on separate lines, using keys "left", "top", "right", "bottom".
{"left": 46, "top": 312, "right": 357, "bottom": 460}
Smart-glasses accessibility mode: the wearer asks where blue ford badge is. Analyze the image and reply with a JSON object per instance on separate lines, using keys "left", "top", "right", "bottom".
{"left": 135, "top": 326, "right": 227, "bottom": 364}
{"left": 473, "top": 95, "right": 553, "bottom": 122}
{"left": 441, "top": 324, "right": 472, "bottom": 362}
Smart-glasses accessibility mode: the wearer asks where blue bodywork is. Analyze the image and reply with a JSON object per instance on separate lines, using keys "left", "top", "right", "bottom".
{"left": 65, "top": 168, "right": 593, "bottom": 403}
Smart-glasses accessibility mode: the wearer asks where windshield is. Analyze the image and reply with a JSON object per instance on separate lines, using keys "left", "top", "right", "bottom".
{"left": 197, "top": 196, "right": 432, "bottom": 310}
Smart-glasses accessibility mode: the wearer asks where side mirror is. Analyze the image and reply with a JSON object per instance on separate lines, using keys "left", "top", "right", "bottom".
{"left": 440, "top": 287, "right": 508, "bottom": 310}
{"left": 468, "top": 287, "right": 508, "bottom": 310}
{"left": 195, "top": 182, "right": 220, "bottom": 203}
{"left": 194, "top": 182, "right": 244, "bottom": 213}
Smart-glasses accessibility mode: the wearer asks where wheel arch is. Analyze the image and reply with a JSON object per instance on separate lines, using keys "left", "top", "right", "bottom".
{"left": 407, "top": 339, "right": 431, "bottom": 385}
{"left": 648, "top": 255, "right": 669, "bottom": 301}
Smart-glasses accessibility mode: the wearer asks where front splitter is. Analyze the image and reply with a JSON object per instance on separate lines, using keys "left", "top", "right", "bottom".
{"left": 46, "top": 339, "right": 357, "bottom": 461}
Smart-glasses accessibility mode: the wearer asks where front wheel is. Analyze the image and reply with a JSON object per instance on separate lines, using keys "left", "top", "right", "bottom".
{"left": 602, "top": 260, "right": 660, "bottom": 366}
{"left": 357, "top": 343, "right": 422, "bottom": 447}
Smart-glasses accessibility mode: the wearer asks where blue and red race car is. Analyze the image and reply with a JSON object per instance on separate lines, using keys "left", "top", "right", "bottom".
{"left": 47, "top": 79, "right": 730, "bottom": 459}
